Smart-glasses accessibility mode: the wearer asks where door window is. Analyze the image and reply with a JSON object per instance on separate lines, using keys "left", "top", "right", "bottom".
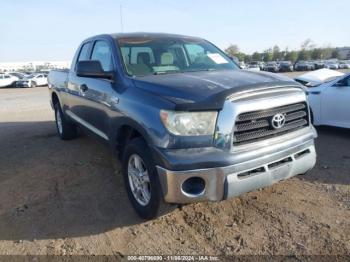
{"left": 91, "top": 41, "right": 114, "bottom": 71}
{"left": 77, "top": 43, "right": 91, "bottom": 62}
{"left": 345, "top": 76, "right": 350, "bottom": 86}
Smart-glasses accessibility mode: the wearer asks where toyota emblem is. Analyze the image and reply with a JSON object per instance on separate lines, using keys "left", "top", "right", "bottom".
{"left": 271, "top": 113, "right": 286, "bottom": 129}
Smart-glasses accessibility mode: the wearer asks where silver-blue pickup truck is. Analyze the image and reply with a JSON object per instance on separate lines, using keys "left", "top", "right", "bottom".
{"left": 48, "top": 33, "right": 317, "bottom": 219}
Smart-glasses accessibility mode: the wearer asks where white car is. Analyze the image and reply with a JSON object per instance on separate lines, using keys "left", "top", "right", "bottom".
{"left": 338, "top": 61, "right": 350, "bottom": 69}
{"left": 16, "top": 73, "right": 48, "bottom": 88}
{"left": 0, "top": 73, "right": 18, "bottom": 87}
{"left": 295, "top": 69, "right": 350, "bottom": 129}
{"left": 239, "top": 61, "right": 247, "bottom": 69}
{"left": 324, "top": 62, "right": 339, "bottom": 70}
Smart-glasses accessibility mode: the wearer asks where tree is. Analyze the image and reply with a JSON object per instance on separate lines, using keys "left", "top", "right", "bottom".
{"left": 311, "top": 48, "right": 322, "bottom": 60}
{"left": 244, "top": 54, "right": 252, "bottom": 63}
{"left": 301, "top": 38, "right": 315, "bottom": 50}
{"left": 252, "top": 52, "right": 262, "bottom": 61}
{"left": 285, "top": 51, "right": 298, "bottom": 63}
{"left": 263, "top": 48, "right": 273, "bottom": 62}
{"left": 225, "top": 44, "right": 240, "bottom": 57}
{"left": 331, "top": 49, "right": 340, "bottom": 59}
{"left": 321, "top": 47, "right": 333, "bottom": 59}
{"left": 272, "top": 45, "right": 281, "bottom": 61}
{"left": 298, "top": 49, "right": 311, "bottom": 61}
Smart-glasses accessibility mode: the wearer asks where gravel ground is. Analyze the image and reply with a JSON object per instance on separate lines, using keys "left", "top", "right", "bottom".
{"left": 0, "top": 71, "right": 349, "bottom": 258}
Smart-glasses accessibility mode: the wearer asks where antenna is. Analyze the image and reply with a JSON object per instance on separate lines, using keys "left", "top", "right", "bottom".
{"left": 120, "top": 4, "right": 124, "bottom": 33}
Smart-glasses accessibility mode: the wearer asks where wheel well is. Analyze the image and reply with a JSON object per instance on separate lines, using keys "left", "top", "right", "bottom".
{"left": 52, "top": 92, "right": 59, "bottom": 106}
{"left": 116, "top": 125, "right": 143, "bottom": 157}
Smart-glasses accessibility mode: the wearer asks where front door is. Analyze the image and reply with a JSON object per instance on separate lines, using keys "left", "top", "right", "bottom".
{"left": 321, "top": 75, "right": 350, "bottom": 128}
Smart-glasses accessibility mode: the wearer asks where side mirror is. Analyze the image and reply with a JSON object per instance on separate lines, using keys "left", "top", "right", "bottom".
{"left": 76, "top": 60, "right": 114, "bottom": 80}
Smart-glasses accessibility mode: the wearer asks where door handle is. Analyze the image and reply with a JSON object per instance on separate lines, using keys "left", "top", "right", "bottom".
{"left": 80, "top": 84, "right": 88, "bottom": 92}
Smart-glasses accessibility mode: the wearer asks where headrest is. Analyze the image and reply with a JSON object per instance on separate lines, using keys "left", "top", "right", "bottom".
{"left": 137, "top": 52, "right": 151, "bottom": 64}
{"left": 161, "top": 52, "right": 174, "bottom": 65}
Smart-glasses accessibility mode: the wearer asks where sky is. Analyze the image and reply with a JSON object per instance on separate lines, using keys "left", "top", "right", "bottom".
{"left": 0, "top": 0, "right": 349, "bottom": 62}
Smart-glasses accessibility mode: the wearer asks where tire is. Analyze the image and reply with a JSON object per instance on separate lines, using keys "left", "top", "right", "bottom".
{"left": 30, "top": 81, "right": 36, "bottom": 88}
{"left": 122, "top": 137, "right": 163, "bottom": 219}
{"left": 54, "top": 102, "right": 78, "bottom": 140}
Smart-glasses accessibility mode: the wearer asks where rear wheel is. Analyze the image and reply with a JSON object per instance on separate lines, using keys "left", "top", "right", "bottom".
{"left": 122, "top": 138, "right": 163, "bottom": 219}
{"left": 54, "top": 103, "right": 78, "bottom": 140}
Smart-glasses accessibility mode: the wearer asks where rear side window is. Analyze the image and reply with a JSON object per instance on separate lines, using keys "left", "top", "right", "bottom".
{"left": 77, "top": 43, "right": 91, "bottom": 62}
{"left": 91, "top": 41, "right": 114, "bottom": 71}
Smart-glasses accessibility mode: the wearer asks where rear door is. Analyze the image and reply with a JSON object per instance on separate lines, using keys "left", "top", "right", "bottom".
{"left": 66, "top": 41, "right": 93, "bottom": 125}
{"left": 67, "top": 39, "right": 118, "bottom": 140}
{"left": 321, "top": 75, "right": 350, "bottom": 128}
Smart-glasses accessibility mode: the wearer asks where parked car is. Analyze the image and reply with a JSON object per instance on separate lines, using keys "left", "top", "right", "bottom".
{"left": 324, "top": 61, "right": 339, "bottom": 70}
{"left": 296, "top": 69, "right": 349, "bottom": 129}
{"left": 338, "top": 61, "right": 350, "bottom": 69}
{"left": 247, "top": 61, "right": 260, "bottom": 71}
{"left": 0, "top": 73, "right": 18, "bottom": 87}
{"left": 239, "top": 61, "right": 247, "bottom": 69}
{"left": 313, "top": 61, "right": 325, "bottom": 70}
{"left": 16, "top": 73, "right": 48, "bottom": 88}
{"left": 8, "top": 72, "right": 30, "bottom": 79}
{"left": 259, "top": 62, "right": 266, "bottom": 71}
{"left": 279, "top": 61, "right": 293, "bottom": 72}
{"left": 48, "top": 33, "right": 317, "bottom": 219}
{"left": 265, "top": 61, "right": 279, "bottom": 72}
{"left": 294, "top": 61, "right": 314, "bottom": 71}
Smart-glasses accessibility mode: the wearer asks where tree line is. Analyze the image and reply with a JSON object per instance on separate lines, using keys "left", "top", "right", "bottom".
{"left": 225, "top": 39, "right": 341, "bottom": 63}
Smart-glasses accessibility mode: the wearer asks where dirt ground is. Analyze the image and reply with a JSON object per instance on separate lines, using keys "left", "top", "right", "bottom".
{"left": 0, "top": 72, "right": 349, "bottom": 258}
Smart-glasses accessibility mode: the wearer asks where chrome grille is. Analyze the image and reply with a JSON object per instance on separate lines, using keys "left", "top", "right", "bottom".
{"left": 233, "top": 103, "right": 309, "bottom": 145}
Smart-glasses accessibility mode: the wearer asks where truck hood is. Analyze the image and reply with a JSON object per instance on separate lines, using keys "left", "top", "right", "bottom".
{"left": 133, "top": 69, "right": 299, "bottom": 110}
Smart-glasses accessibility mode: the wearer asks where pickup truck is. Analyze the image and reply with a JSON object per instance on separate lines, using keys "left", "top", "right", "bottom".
{"left": 48, "top": 33, "right": 317, "bottom": 219}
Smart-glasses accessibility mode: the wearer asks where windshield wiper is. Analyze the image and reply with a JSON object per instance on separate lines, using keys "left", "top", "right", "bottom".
{"left": 183, "top": 68, "right": 217, "bottom": 73}
{"left": 153, "top": 70, "right": 181, "bottom": 75}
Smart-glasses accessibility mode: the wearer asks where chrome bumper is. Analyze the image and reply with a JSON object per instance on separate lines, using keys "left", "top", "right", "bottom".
{"left": 157, "top": 139, "right": 316, "bottom": 204}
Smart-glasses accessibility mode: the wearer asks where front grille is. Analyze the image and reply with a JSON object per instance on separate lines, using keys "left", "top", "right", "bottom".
{"left": 233, "top": 102, "right": 309, "bottom": 145}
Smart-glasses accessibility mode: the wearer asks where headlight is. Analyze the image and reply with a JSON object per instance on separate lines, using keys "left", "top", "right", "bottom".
{"left": 160, "top": 110, "right": 217, "bottom": 136}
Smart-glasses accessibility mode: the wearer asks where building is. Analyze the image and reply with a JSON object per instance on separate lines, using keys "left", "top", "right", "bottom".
{"left": 0, "top": 61, "right": 71, "bottom": 72}
{"left": 336, "top": 47, "right": 350, "bottom": 60}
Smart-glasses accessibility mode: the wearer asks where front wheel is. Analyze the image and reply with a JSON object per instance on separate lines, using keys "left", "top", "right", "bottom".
{"left": 30, "top": 81, "right": 36, "bottom": 88}
{"left": 122, "top": 138, "right": 163, "bottom": 219}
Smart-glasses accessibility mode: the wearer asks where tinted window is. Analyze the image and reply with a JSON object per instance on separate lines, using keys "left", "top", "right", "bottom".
{"left": 77, "top": 43, "right": 91, "bottom": 62}
{"left": 345, "top": 76, "right": 350, "bottom": 86}
{"left": 91, "top": 41, "right": 113, "bottom": 71}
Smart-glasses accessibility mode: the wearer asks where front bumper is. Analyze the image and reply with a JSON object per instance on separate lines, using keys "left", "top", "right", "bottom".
{"left": 157, "top": 137, "right": 316, "bottom": 204}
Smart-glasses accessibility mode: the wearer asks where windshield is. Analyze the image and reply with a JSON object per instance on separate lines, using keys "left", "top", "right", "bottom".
{"left": 116, "top": 36, "right": 239, "bottom": 76}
